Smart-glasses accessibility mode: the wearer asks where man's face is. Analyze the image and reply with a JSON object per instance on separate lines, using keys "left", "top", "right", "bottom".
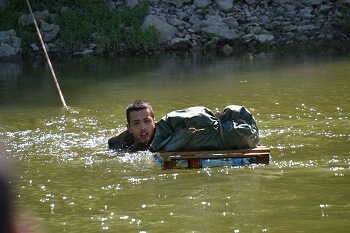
{"left": 127, "top": 108, "right": 155, "bottom": 144}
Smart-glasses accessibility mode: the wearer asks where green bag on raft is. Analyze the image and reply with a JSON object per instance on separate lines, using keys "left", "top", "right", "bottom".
{"left": 151, "top": 105, "right": 259, "bottom": 152}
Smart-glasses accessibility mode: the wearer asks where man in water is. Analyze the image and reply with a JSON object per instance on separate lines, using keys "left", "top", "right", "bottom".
{"left": 108, "top": 100, "right": 156, "bottom": 151}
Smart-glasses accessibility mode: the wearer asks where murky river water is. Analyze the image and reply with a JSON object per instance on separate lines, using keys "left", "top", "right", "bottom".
{"left": 0, "top": 52, "right": 349, "bottom": 232}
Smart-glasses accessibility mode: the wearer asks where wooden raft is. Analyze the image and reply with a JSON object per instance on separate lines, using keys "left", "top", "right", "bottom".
{"left": 154, "top": 146, "right": 271, "bottom": 169}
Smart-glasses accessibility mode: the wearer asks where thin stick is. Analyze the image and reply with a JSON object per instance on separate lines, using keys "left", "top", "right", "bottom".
{"left": 26, "top": 0, "right": 67, "bottom": 108}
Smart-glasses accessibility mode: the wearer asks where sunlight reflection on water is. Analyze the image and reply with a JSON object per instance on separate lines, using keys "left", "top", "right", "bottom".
{"left": 1, "top": 54, "right": 349, "bottom": 232}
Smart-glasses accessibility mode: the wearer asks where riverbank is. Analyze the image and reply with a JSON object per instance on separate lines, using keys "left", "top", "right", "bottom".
{"left": 1, "top": 0, "right": 350, "bottom": 61}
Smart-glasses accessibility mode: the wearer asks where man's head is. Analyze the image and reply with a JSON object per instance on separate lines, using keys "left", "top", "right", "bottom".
{"left": 126, "top": 100, "right": 155, "bottom": 144}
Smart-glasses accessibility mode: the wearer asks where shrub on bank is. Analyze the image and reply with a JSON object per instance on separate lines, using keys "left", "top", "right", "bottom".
{"left": 0, "top": 0, "right": 38, "bottom": 55}
{"left": 0, "top": 0, "right": 160, "bottom": 56}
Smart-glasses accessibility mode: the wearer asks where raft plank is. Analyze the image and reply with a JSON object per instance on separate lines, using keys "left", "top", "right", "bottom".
{"left": 154, "top": 146, "right": 271, "bottom": 169}
{"left": 157, "top": 146, "right": 270, "bottom": 158}
{"left": 166, "top": 153, "right": 270, "bottom": 160}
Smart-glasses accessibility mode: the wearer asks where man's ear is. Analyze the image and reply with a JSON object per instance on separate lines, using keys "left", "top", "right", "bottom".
{"left": 126, "top": 124, "right": 131, "bottom": 133}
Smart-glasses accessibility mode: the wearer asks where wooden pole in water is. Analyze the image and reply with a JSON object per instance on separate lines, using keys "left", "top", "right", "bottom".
{"left": 26, "top": 0, "right": 67, "bottom": 108}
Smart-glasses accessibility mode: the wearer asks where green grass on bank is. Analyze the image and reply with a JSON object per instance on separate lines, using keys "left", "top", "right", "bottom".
{"left": 0, "top": 0, "right": 159, "bottom": 55}
{"left": 58, "top": 1, "right": 159, "bottom": 54}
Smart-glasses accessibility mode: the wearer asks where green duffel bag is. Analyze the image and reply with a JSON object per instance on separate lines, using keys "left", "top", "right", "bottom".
{"left": 151, "top": 105, "right": 259, "bottom": 152}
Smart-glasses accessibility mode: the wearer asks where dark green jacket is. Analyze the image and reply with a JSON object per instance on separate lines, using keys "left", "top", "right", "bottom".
{"left": 108, "top": 130, "right": 153, "bottom": 152}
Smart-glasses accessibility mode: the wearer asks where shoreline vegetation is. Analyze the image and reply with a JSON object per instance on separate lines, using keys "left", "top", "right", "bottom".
{"left": 1, "top": 0, "right": 350, "bottom": 61}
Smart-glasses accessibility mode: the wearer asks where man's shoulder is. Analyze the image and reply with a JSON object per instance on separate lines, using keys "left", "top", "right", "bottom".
{"left": 108, "top": 130, "right": 152, "bottom": 152}
{"left": 108, "top": 130, "right": 134, "bottom": 150}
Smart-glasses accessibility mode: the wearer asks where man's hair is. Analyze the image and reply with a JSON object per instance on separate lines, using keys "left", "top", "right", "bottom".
{"left": 126, "top": 100, "right": 154, "bottom": 124}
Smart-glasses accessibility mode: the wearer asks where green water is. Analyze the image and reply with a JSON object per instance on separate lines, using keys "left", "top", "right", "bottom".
{"left": 0, "top": 53, "right": 349, "bottom": 232}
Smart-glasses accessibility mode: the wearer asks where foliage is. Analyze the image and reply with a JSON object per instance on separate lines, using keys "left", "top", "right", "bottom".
{"left": 118, "top": 3, "right": 149, "bottom": 27}
{"left": 58, "top": 6, "right": 95, "bottom": 52}
{"left": 0, "top": 0, "right": 61, "bottom": 15}
{"left": 94, "top": 4, "right": 122, "bottom": 54}
{"left": 17, "top": 25, "right": 38, "bottom": 54}
{"left": 0, "top": 4, "right": 36, "bottom": 53}
{"left": 117, "top": 2, "right": 159, "bottom": 53}
{"left": 124, "top": 26, "right": 159, "bottom": 53}
{"left": 58, "top": 1, "right": 159, "bottom": 54}
{"left": 340, "top": 6, "right": 350, "bottom": 34}
{"left": 0, "top": 0, "right": 159, "bottom": 56}
{"left": 0, "top": 10, "right": 21, "bottom": 31}
{"left": 0, "top": 0, "right": 60, "bottom": 52}
{"left": 0, "top": 0, "right": 29, "bottom": 31}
